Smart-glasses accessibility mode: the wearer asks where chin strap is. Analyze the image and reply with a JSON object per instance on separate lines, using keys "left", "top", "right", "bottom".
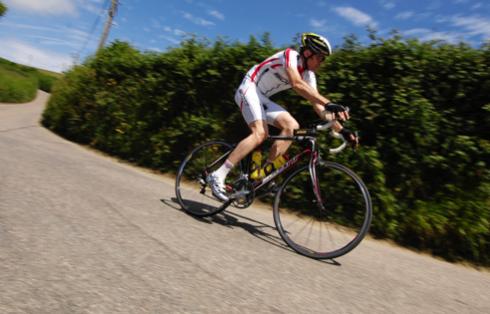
{"left": 299, "top": 47, "right": 312, "bottom": 70}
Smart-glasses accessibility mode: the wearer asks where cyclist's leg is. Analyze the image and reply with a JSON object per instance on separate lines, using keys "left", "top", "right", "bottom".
{"left": 226, "top": 121, "right": 268, "bottom": 165}
{"left": 227, "top": 78, "right": 269, "bottom": 165}
{"left": 262, "top": 97, "right": 299, "bottom": 163}
{"left": 208, "top": 79, "right": 268, "bottom": 200}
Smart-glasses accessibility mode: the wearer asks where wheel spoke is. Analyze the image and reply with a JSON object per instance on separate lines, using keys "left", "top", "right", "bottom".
{"left": 175, "top": 141, "right": 238, "bottom": 217}
{"left": 273, "top": 162, "right": 372, "bottom": 259}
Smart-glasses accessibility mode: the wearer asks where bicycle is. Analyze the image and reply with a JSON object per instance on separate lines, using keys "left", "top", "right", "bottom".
{"left": 175, "top": 120, "right": 372, "bottom": 260}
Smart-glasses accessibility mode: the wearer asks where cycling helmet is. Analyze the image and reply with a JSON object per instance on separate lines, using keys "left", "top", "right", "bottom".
{"left": 301, "top": 32, "right": 332, "bottom": 56}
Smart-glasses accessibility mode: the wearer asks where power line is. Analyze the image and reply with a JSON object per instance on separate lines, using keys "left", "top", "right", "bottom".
{"left": 73, "top": 0, "right": 110, "bottom": 63}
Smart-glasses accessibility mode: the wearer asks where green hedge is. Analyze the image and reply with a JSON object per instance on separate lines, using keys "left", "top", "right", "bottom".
{"left": 323, "top": 35, "right": 489, "bottom": 263}
{"left": 42, "top": 35, "right": 490, "bottom": 265}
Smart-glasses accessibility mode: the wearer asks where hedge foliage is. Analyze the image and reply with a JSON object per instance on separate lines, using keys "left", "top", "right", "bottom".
{"left": 42, "top": 34, "right": 489, "bottom": 265}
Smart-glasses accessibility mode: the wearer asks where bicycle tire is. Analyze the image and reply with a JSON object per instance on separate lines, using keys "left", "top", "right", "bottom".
{"left": 175, "top": 141, "right": 235, "bottom": 217}
{"left": 273, "top": 161, "right": 372, "bottom": 259}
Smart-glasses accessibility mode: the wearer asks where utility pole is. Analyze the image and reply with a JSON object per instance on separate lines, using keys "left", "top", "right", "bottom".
{"left": 97, "top": 0, "right": 118, "bottom": 52}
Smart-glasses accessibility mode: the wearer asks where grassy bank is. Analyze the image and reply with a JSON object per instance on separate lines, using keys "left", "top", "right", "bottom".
{"left": 0, "top": 57, "right": 61, "bottom": 103}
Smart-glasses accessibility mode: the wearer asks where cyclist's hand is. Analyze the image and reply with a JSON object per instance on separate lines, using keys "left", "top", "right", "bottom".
{"left": 324, "top": 102, "right": 350, "bottom": 121}
{"left": 340, "top": 128, "right": 359, "bottom": 148}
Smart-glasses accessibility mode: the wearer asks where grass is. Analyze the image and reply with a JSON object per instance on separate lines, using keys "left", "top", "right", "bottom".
{"left": 0, "top": 57, "right": 61, "bottom": 103}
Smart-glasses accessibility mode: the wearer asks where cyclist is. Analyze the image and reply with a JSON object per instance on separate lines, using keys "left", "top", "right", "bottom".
{"left": 207, "top": 32, "right": 358, "bottom": 201}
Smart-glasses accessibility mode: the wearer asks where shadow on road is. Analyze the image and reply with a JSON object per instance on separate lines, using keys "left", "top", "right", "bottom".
{"left": 160, "top": 198, "right": 341, "bottom": 266}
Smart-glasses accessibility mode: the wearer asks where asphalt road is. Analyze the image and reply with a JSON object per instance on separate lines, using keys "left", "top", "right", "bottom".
{"left": 1, "top": 91, "right": 489, "bottom": 314}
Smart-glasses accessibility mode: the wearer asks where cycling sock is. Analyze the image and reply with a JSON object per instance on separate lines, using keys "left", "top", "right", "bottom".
{"left": 214, "top": 159, "right": 234, "bottom": 182}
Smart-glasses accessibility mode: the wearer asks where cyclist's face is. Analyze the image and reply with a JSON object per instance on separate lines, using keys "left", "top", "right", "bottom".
{"left": 308, "top": 53, "right": 326, "bottom": 72}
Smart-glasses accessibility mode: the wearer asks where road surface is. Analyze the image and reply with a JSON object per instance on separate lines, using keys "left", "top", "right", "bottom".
{"left": 1, "top": 91, "right": 489, "bottom": 313}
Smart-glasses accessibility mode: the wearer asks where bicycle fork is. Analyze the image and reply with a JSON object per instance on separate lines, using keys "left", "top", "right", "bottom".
{"left": 310, "top": 151, "right": 327, "bottom": 211}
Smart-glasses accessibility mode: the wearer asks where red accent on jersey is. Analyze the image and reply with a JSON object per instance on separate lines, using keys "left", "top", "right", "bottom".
{"left": 239, "top": 85, "right": 250, "bottom": 112}
{"left": 284, "top": 48, "right": 292, "bottom": 67}
{"left": 250, "top": 57, "right": 280, "bottom": 82}
{"left": 297, "top": 65, "right": 305, "bottom": 77}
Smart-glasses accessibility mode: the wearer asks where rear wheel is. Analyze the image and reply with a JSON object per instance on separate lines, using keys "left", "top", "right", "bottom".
{"left": 175, "top": 141, "right": 238, "bottom": 217}
{"left": 273, "top": 161, "right": 372, "bottom": 259}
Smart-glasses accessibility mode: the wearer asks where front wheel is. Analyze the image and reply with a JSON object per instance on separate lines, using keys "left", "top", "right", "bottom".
{"left": 273, "top": 161, "right": 372, "bottom": 259}
{"left": 175, "top": 141, "right": 237, "bottom": 217}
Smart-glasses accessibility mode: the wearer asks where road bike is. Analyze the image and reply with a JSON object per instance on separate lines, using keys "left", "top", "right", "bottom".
{"left": 175, "top": 120, "right": 372, "bottom": 259}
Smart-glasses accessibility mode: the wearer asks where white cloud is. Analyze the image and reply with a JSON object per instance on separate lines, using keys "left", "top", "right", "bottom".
{"left": 451, "top": 15, "right": 490, "bottom": 39}
{"left": 334, "top": 7, "right": 378, "bottom": 28}
{"left": 0, "top": 39, "right": 72, "bottom": 72}
{"left": 78, "top": 0, "right": 105, "bottom": 15}
{"left": 164, "top": 26, "right": 187, "bottom": 37}
{"left": 423, "top": 32, "right": 462, "bottom": 43}
{"left": 1, "top": 22, "right": 89, "bottom": 47}
{"left": 148, "top": 47, "right": 162, "bottom": 52}
{"left": 403, "top": 28, "right": 464, "bottom": 43}
{"left": 470, "top": 3, "right": 483, "bottom": 10}
{"left": 27, "top": 35, "right": 80, "bottom": 49}
{"left": 160, "top": 26, "right": 188, "bottom": 44}
{"left": 1, "top": 21, "right": 59, "bottom": 32}
{"left": 158, "top": 34, "right": 180, "bottom": 45}
{"left": 403, "top": 28, "right": 430, "bottom": 36}
{"left": 4, "top": 0, "right": 77, "bottom": 15}
{"left": 396, "top": 11, "right": 414, "bottom": 20}
{"left": 182, "top": 12, "right": 215, "bottom": 26}
{"left": 310, "top": 19, "right": 327, "bottom": 29}
{"left": 428, "top": 14, "right": 490, "bottom": 42}
{"left": 379, "top": 0, "right": 396, "bottom": 10}
{"left": 208, "top": 10, "right": 224, "bottom": 20}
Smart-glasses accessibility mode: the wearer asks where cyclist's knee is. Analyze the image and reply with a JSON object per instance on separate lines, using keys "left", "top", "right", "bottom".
{"left": 290, "top": 120, "right": 300, "bottom": 131}
{"left": 249, "top": 120, "right": 268, "bottom": 144}
{"left": 252, "top": 129, "right": 268, "bottom": 144}
{"left": 275, "top": 114, "right": 299, "bottom": 134}
{"left": 283, "top": 120, "right": 299, "bottom": 135}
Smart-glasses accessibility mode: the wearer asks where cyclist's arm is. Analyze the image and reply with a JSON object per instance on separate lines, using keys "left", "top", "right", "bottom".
{"left": 285, "top": 66, "right": 329, "bottom": 107}
{"left": 285, "top": 66, "right": 343, "bottom": 131}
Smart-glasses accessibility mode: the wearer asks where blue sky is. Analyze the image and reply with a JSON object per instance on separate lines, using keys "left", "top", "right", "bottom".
{"left": 0, "top": 0, "right": 489, "bottom": 72}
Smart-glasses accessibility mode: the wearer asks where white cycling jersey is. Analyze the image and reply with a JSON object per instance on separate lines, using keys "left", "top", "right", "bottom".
{"left": 235, "top": 48, "right": 317, "bottom": 125}
{"left": 247, "top": 48, "right": 317, "bottom": 97}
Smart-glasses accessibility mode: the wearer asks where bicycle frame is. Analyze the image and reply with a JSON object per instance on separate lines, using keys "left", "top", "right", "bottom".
{"left": 251, "top": 135, "right": 324, "bottom": 207}
{"left": 206, "top": 121, "right": 345, "bottom": 208}
{"left": 252, "top": 146, "right": 312, "bottom": 190}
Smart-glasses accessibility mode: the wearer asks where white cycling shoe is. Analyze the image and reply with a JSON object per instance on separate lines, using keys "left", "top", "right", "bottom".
{"left": 206, "top": 173, "right": 229, "bottom": 202}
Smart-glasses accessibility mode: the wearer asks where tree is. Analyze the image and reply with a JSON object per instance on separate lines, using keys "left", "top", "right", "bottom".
{"left": 0, "top": 2, "right": 7, "bottom": 17}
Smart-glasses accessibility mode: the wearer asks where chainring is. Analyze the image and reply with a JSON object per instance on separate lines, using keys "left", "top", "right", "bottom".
{"left": 231, "top": 178, "right": 255, "bottom": 208}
